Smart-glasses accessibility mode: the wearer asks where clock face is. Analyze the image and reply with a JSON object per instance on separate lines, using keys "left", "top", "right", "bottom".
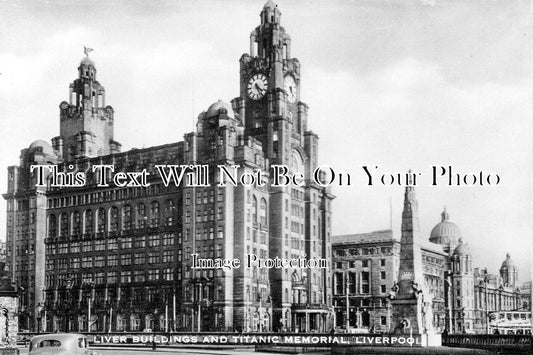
{"left": 284, "top": 75, "right": 297, "bottom": 103}
{"left": 247, "top": 73, "right": 268, "bottom": 100}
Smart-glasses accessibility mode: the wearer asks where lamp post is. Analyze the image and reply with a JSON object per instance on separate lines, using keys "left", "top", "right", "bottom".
{"left": 345, "top": 278, "right": 349, "bottom": 330}
{"left": 192, "top": 276, "right": 210, "bottom": 332}
{"left": 85, "top": 281, "right": 95, "bottom": 333}
{"left": 153, "top": 308, "right": 159, "bottom": 332}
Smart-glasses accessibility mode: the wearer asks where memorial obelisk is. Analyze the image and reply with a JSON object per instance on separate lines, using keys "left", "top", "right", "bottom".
{"left": 390, "top": 179, "right": 441, "bottom": 346}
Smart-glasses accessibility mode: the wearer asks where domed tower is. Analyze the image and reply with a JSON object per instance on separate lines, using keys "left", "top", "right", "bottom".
{"left": 191, "top": 99, "right": 243, "bottom": 163}
{"left": 52, "top": 50, "right": 121, "bottom": 161}
{"left": 499, "top": 253, "right": 518, "bottom": 286}
{"left": 450, "top": 239, "right": 474, "bottom": 333}
{"left": 429, "top": 208, "right": 461, "bottom": 254}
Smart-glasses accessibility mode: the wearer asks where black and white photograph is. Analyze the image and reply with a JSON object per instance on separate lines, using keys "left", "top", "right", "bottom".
{"left": 0, "top": 0, "right": 531, "bottom": 354}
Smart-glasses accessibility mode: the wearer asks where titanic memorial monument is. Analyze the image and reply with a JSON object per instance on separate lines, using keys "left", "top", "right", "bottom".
{"left": 389, "top": 181, "right": 442, "bottom": 347}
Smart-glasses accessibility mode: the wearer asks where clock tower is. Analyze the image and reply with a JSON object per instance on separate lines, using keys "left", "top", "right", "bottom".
{"left": 234, "top": 1, "right": 334, "bottom": 332}
{"left": 237, "top": 0, "right": 307, "bottom": 167}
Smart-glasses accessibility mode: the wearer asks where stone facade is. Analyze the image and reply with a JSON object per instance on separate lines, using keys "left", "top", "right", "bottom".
{"left": 3, "top": 1, "right": 334, "bottom": 333}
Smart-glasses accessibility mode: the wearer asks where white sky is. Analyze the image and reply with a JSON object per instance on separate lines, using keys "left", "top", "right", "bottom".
{"left": 0, "top": 0, "right": 531, "bottom": 282}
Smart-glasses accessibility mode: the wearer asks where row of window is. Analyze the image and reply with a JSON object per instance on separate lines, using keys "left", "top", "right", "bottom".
{"left": 47, "top": 184, "right": 169, "bottom": 208}
{"left": 45, "top": 234, "right": 176, "bottom": 254}
{"left": 45, "top": 268, "right": 174, "bottom": 287}
{"left": 46, "top": 251, "right": 176, "bottom": 270}
{"left": 333, "top": 271, "right": 381, "bottom": 295}
{"left": 335, "top": 247, "right": 393, "bottom": 257}
{"left": 334, "top": 259, "right": 387, "bottom": 268}
{"left": 334, "top": 298, "right": 389, "bottom": 308}
{"left": 48, "top": 200, "right": 176, "bottom": 237}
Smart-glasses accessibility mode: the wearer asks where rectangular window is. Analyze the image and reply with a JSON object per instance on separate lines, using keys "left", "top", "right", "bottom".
{"left": 82, "top": 256, "right": 93, "bottom": 268}
{"left": 107, "top": 271, "right": 118, "bottom": 284}
{"left": 361, "top": 271, "right": 370, "bottom": 294}
{"left": 134, "top": 253, "right": 145, "bottom": 265}
{"left": 334, "top": 273, "right": 343, "bottom": 295}
{"left": 134, "top": 270, "right": 145, "bottom": 282}
{"left": 349, "top": 272, "right": 356, "bottom": 294}
{"left": 121, "top": 237, "right": 132, "bottom": 249}
{"left": 95, "top": 240, "right": 106, "bottom": 251}
{"left": 107, "top": 254, "right": 118, "bottom": 267}
{"left": 94, "top": 255, "right": 105, "bottom": 267}
{"left": 163, "top": 233, "right": 175, "bottom": 245}
{"left": 71, "top": 257, "right": 80, "bottom": 269}
{"left": 95, "top": 272, "right": 105, "bottom": 284}
{"left": 121, "top": 254, "right": 132, "bottom": 266}
{"left": 148, "top": 253, "right": 159, "bottom": 264}
{"left": 148, "top": 235, "right": 160, "bottom": 247}
{"left": 134, "top": 236, "right": 146, "bottom": 248}
{"left": 163, "top": 250, "right": 173, "bottom": 263}
{"left": 108, "top": 239, "right": 118, "bottom": 250}
{"left": 381, "top": 271, "right": 386, "bottom": 280}
{"left": 380, "top": 259, "right": 386, "bottom": 267}
{"left": 163, "top": 268, "right": 173, "bottom": 281}
{"left": 120, "top": 271, "right": 131, "bottom": 283}
{"left": 82, "top": 241, "right": 92, "bottom": 252}
{"left": 148, "top": 269, "right": 159, "bottom": 281}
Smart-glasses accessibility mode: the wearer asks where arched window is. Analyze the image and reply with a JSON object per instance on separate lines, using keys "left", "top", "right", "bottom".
{"left": 259, "top": 198, "right": 267, "bottom": 224}
{"left": 252, "top": 196, "right": 257, "bottom": 223}
{"left": 97, "top": 208, "right": 106, "bottom": 233}
{"left": 48, "top": 214, "right": 57, "bottom": 238}
{"left": 84, "top": 210, "right": 93, "bottom": 234}
{"left": 122, "top": 205, "right": 132, "bottom": 230}
{"left": 109, "top": 206, "right": 119, "bottom": 232}
{"left": 60, "top": 212, "right": 69, "bottom": 237}
{"left": 72, "top": 211, "right": 81, "bottom": 235}
{"left": 291, "top": 151, "right": 303, "bottom": 173}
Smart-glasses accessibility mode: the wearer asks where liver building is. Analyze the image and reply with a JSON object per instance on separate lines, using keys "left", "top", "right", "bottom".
{"left": 3, "top": 1, "right": 334, "bottom": 333}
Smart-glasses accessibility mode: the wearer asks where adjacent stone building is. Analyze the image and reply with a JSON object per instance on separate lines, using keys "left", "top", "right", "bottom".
{"left": 332, "top": 209, "right": 522, "bottom": 334}
{"left": 3, "top": 1, "right": 333, "bottom": 333}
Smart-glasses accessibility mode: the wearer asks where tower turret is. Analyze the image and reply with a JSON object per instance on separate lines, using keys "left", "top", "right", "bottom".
{"left": 500, "top": 253, "right": 518, "bottom": 286}
{"left": 450, "top": 238, "right": 475, "bottom": 333}
{"left": 53, "top": 49, "right": 120, "bottom": 161}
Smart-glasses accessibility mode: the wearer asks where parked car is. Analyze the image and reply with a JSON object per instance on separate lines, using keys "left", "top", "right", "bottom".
{"left": 29, "top": 333, "right": 95, "bottom": 355}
